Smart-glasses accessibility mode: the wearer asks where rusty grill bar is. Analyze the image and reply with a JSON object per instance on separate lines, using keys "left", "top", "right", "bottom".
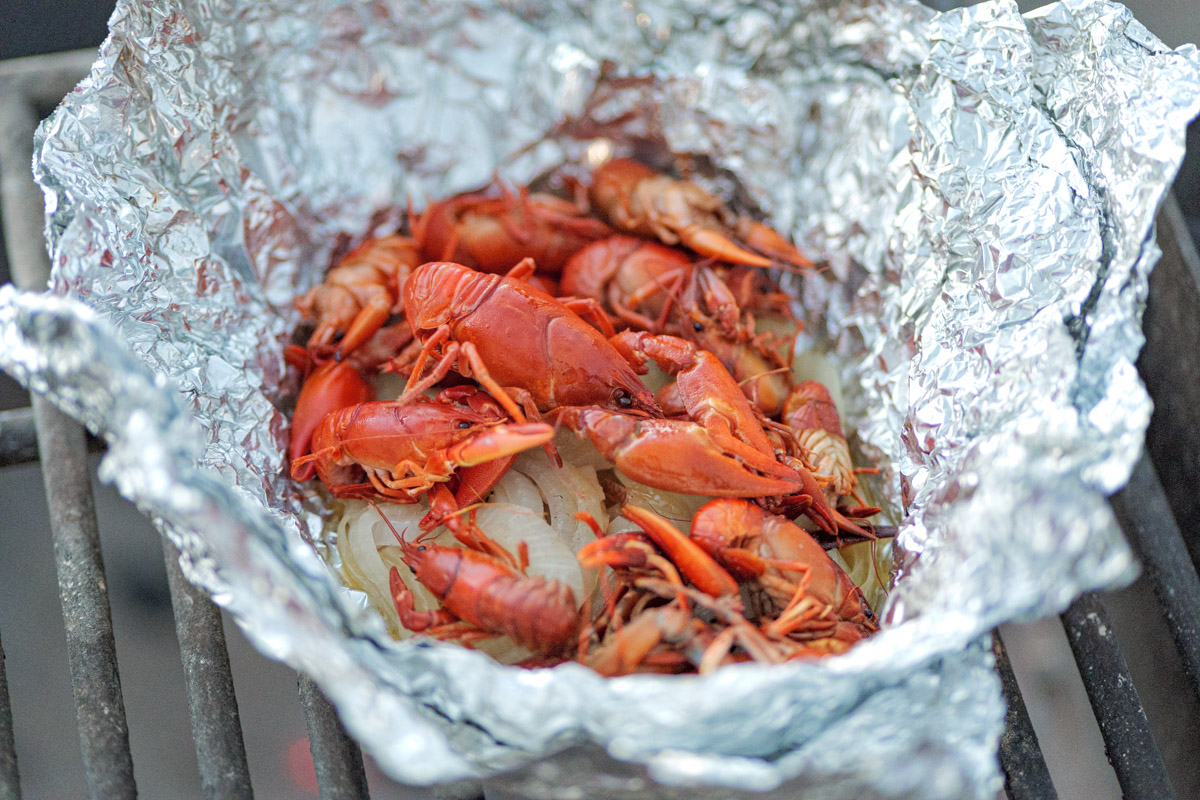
{"left": 2, "top": 49, "right": 1200, "bottom": 800}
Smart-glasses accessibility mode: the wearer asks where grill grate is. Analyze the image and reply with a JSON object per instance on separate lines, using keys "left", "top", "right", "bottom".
{"left": 0, "top": 51, "right": 370, "bottom": 800}
{"left": 2, "top": 49, "right": 1200, "bottom": 800}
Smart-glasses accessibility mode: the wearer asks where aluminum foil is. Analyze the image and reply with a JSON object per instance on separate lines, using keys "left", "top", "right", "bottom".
{"left": 2, "top": 0, "right": 1198, "bottom": 796}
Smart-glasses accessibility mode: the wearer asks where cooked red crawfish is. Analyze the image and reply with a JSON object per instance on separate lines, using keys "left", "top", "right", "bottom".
{"left": 589, "top": 158, "right": 813, "bottom": 270}
{"left": 689, "top": 499, "right": 878, "bottom": 653}
{"left": 574, "top": 564, "right": 801, "bottom": 674}
{"left": 782, "top": 380, "right": 880, "bottom": 516}
{"left": 581, "top": 591, "right": 774, "bottom": 676}
{"left": 373, "top": 506, "right": 581, "bottom": 656}
{"left": 554, "top": 329, "right": 801, "bottom": 498}
{"left": 400, "top": 261, "right": 805, "bottom": 499}
{"left": 655, "top": 265, "right": 796, "bottom": 417}
{"left": 560, "top": 236, "right": 797, "bottom": 415}
{"left": 581, "top": 602, "right": 705, "bottom": 676}
{"left": 576, "top": 504, "right": 873, "bottom": 673}
{"left": 577, "top": 506, "right": 739, "bottom": 602}
{"left": 294, "top": 235, "right": 421, "bottom": 361}
{"left": 412, "top": 179, "right": 612, "bottom": 276}
{"left": 285, "top": 320, "right": 415, "bottom": 470}
{"left": 573, "top": 511, "right": 740, "bottom": 676}
{"left": 559, "top": 235, "right": 692, "bottom": 330}
{"left": 607, "top": 330, "right": 789, "bottom": 478}
{"left": 289, "top": 384, "right": 554, "bottom": 503}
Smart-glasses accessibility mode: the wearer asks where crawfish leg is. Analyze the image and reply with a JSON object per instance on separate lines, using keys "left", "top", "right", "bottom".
{"left": 335, "top": 295, "right": 393, "bottom": 360}
{"left": 697, "top": 625, "right": 739, "bottom": 675}
{"left": 557, "top": 296, "right": 618, "bottom": 338}
{"left": 456, "top": 341, "right": 528, "bottom": 424}
{"left": 606, "top": 283, "right": 661, "bottom": 332}
{"left": 426, "top": 623, "right": 499, "bottom": 647}
{"left": 625, "top": 266, "right": 689, "bottom": 333}
{"left": 503, "top": 257, "right": 538, "bottom": 282}
{"left": 379, "top": 459, "right": 453, "bottom": 494}
{"left": 337, "top": 470, "right": 428, "bottom": 502}
{"left": 331, "top": 481, "right": 391, "bottom": 500}
{"left": 402, "top": 325, "right": 453, "bottom": 395}
{"left": 587, "top": 606, "right": 682, "bottom": 677}
{"left": 397, "top": 342, "right": 462, "bottom": 403}
{"left": 450, "top": 518, "right": 523, "bottom": 572}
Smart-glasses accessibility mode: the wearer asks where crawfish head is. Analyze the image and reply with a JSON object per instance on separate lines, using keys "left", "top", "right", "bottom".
{"left": 402, "top": 261, "right": 660, "bottom": 415}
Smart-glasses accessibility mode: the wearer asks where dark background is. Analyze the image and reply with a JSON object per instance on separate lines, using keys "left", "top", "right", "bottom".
{"left": 2, "top": 2, "right": 1198, "bottom": 799}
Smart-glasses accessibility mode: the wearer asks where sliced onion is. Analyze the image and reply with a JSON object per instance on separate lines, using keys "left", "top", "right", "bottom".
{"left": 471, "top": 503, "right": 585, "bottom": 602}
{"left": 514, "top": 448, "right": 606, "bottom": 598}
{"left": 490, "top": 467, "right": 543, "bottom": 512}
{"left": 612, "top": 471, "right": 709, "bottom": 537}
{"left": 552, "top": 428, "right": 613, "bottom": 472}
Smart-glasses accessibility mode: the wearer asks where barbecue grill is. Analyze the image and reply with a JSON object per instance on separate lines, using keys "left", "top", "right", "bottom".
{"left": 2, "top": 46, "right": 1199, "bottom": 800}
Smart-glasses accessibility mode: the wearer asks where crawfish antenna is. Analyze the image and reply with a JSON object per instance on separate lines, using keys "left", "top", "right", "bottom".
{"left": 367, "top": 500, "right": 408, "bottom": 546}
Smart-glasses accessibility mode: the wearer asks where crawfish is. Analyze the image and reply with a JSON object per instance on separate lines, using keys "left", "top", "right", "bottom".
{"left": 413, "top": 179, "right": 611, "bottom": 276}
{"left": 374, "top": 508, "right": 581, "bottom": 656}
{"left": 589, "top": 158, "right": 813, "bottom": 270}
{"left": 295, "top": 234, "right": 421, "bottom": 360}
{"left": 580, "top": 579, "right": 791, "bottom": 675}
{"left": 581, "top": 602, "right": 710, "bottom": 676}
{"left": 688, "top": 499, "right": 878, "bottom": 652}
{"left": 562, "top": 328, "right": 863, "bottom": 533}
{"left": 402, "top": 261, "right": 803, "bottom": 498}
{"left": 401, "top": 260, "right": 658, "bottom": 420}
{"left": 290, "top": 385, "right": 554, "bottom": 502}
{"left": 285, "top": 320, "right": 416, "bottom": 470}
{"left": 561, "top": 237, "right": 797, "bottom": 415}
{"left": 781, "top": 381, "right": 879, "bottom": 507}
{"left": 577, "top": 507, "right": 739, "bottom": 610}
{"left": 589, "top": 330, "right": 801, "bottom": 489}
{"left": 673, "top": 267, "right": 796, "bottom": 417}
{"left": 559, "top": 235, "right": 693, "bottom": 331}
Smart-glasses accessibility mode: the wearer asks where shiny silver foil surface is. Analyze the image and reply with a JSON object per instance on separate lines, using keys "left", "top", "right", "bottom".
{"left": 2, "top": 0, "right": 1198, "bottom": 796}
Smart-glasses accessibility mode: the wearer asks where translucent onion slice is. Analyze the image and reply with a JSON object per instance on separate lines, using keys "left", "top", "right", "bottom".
{"left": 336, "top": 507, "right": 401, "bottom": 636}
{"left": 471, "top": 503, "right": 586, "bottom": 603}
{"left": 489, "top": 467, "right": 543, "bottom": 511}
{"left": 551, "top": 428, "right": 613, "bottom": 472}
{"left": 611, "top": 471, "right": 710, "bottom": 537}
{"left": 513, "top": 448, "right": 606, "bottom": 599}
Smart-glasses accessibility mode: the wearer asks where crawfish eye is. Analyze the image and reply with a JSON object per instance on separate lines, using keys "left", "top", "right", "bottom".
{"left": 615, "top": 389, "right": 633, "bottom": 409}
{"left": 417, "top": 545, "right": 427, "bottom": 552}
{"left": 692, "top": 321, "right": 704, "bottom": 332}
{"left": 458, "top": 421, "right": 471, "bottom": 429}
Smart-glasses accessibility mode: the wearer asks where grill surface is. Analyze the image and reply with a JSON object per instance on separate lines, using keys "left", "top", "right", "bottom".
{"left": 2, "top": 45, "right": 1200, "bottom": 800}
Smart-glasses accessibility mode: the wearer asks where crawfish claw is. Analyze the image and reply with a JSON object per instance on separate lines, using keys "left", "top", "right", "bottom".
{"left": 446, "top": 422, "right": 556, "bottom": 466}
{"left": 677, "top": 224, "right": 772, "bottom": 268}
{"left": 555, "top": 408, "right": 802, "bottom": 498}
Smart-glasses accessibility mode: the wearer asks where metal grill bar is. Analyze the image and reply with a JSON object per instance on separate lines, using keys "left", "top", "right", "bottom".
{"left": 0, "top": 409, "right": 38, "bottom": 469}
{"left": 4, "top": 59, "right": 139, "bottom": 800}
{"left": 0, "top": 50, "right": 283, "bottom": 800}
{"left": 1110, "top": 457, "right": 1200, "bottom": 705}
{"left": 1142, "top": 197, "right": 1200, "bottom": 571}
{"left": 161, "top": 539, "right": 254, "bottom": 800}
{"left": 32, "top": 398, "right": 138, "bottom": 799}
{"left": 0, "top": 407, "right": 102, "bottom": 468}
{"left": 298, "top": 676, "right": 369, "bottom": 800}
{"left": 993, "top": 631, "right": 1057, "bottom": 800}
{"left": 0, "top": 628, "right": 19, "bottom": 800}
{"left": 1061, "top": 593, "right": 1176, "bottom": 799}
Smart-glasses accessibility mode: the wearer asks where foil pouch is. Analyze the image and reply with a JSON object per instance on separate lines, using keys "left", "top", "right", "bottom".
{"left": 2, "top": 0, "right": 1199, "bottom": 797}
